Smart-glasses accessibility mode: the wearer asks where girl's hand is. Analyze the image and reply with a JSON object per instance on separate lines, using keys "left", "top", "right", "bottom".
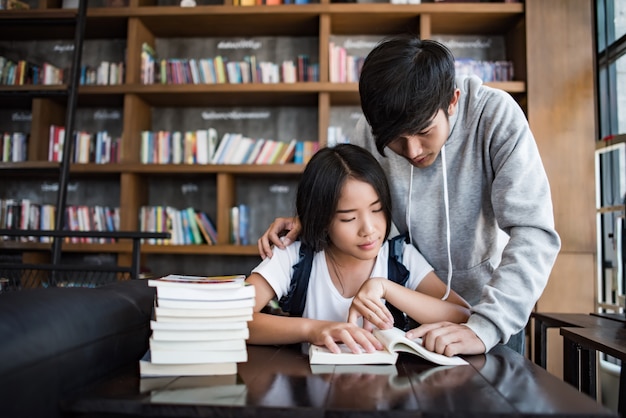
{"left": 310, "top": 320, "right": 384, "bottom": 354}
{"left": 347, "top": 278, "right": 394, "bottom": 331}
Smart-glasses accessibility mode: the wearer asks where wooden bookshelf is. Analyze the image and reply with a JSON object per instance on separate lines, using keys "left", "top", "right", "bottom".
{"left": 2, "top": 1, "right": 592, "bottom": 282}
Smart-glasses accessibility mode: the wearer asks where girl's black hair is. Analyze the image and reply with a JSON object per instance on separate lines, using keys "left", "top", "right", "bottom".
{"left": 359, "top": 34, "right": 456, "bottom": 155}
{"left": 296, "top": 143, "right": 392, "bottom": 252}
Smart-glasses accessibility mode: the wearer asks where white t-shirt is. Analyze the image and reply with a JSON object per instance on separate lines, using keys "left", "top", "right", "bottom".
{"left": 251, "top": 239, "right": 433, "bottom": 323}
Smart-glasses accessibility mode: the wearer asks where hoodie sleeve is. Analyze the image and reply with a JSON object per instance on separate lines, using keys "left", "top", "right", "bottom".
{"left": 462, "top": 87, "right": 561, "bottom": 351}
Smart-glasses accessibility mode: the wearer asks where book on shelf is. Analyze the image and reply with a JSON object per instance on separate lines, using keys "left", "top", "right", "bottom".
{"left": 140, "top": 350, "right": 237, "bottom": 377}
{"left": 211, "top": 132, "right": 233, "bottom": 164}
{"left": 278, "top": 138, "right": 298, "bottom": 164}
{"left": 195, "top": 211, "right": 218, "bottom": 245}
{"left": 245, "top": 138, "right": 265, "bottom": 164}
{"left": 308, "top": 327, "right": 468, "bottom": 367}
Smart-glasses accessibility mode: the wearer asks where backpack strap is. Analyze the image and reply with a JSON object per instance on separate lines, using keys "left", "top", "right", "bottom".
{"left": 279, "top": 234, "right": 415, "bottom": 330}
{"left": 278, "top": 242, "right": 314, "bottom": 317}
{"left": 386, "top": 233, "right": 413, "bottom": 331}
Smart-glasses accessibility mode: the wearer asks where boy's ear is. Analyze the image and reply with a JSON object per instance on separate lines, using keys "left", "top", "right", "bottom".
{"left": 448, "top": 89, "right": 461, "bottom": 116}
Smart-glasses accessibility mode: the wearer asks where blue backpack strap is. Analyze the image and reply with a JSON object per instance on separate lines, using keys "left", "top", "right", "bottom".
{"left": 278, "top": 242, "right": 314, "bottom": 317}
{"left": 386, "top": 233, "right": 412, "bottom": 330}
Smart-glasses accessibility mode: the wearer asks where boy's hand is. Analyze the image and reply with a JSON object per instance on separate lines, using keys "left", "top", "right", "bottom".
{"left": 406, "top": 322, "right": 486, "bottom": 356}
{"left": 257, "top": 216, "right": 301, "bottom": 259}
{"left": 347, "top": 278, "right": 394, "bottom": 331}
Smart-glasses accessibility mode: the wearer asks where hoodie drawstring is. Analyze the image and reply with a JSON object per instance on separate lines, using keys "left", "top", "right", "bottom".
{"left": 406, "top": 146, "right": 453, "bottom": 301}
{"left": 440, "top": 145, "right": 452, "bottom": 301}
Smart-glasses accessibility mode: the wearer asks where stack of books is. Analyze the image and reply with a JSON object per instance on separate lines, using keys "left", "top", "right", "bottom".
{"left": 140, "top": 274, "right": 255, "bottom": 377}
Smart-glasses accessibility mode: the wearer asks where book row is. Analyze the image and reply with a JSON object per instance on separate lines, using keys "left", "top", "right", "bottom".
{"left": 48, "top": 125, "right": 120, "bottom": 164}
{"left": 139, "top": 206, "right": 218, "bottom": 246}
{"left": 64, "top": 204, "right": 121, "bottom": 243}
{"left": 455, "top": 59, "right": 514, "bottom": 83}
{"left": 229, "top": 204, "right": 249, "bottom": 246}
{"left": 140, "top": 130, "right": 319, "bottom": 165}
{"left": 79, "top": 61, "right": 124, "bottom": 86}
{"left": 141, "top": 44, "right": 318, "bottom": 85}
{"left": 0, "top": 56, "right": 63, "bottom": 86}
{"left": 1, "top": 132, "right": 28, "bottom": 162}
{"left": 235, "top": 0, "right": 310, "bottom": 5}
{"left": 328, "top": 42, "right": 366, "bottom": 83}
{"left": 0, "top": 200, "right": 120, "bottom": 244}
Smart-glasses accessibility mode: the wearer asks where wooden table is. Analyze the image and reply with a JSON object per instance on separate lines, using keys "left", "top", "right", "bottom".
{"left": 531, "top": 312, "right": 625, "bottom": 370}
{"left": 560, "top": 326, "right": 626, "bottom": 417}
{"left": 61, "top": 343, "right": 617, "bottom": 417}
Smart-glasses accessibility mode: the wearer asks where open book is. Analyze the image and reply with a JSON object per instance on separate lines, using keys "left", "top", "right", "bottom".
{"left": 309, "top": 327, "right": 468, "bottom": 366}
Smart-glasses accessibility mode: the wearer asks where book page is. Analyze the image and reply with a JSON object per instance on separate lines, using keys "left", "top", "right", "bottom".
{"left": 373, "top": 328, "right": 468, "bottom": 366}
{"left": 308, "top": 343, "right": 398, "bottom": 365}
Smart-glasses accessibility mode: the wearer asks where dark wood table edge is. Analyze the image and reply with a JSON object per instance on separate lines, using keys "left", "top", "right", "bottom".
{"left": 559, "top": 326, "right": 626, "bottom": 418}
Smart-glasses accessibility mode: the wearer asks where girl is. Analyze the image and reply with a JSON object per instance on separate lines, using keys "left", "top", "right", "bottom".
{"left": 245, "top": 144, "right": 469, "bottom": 355}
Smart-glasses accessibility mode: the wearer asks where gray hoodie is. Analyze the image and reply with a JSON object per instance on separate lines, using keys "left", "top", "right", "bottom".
{"left": 350, "top": 75, "right": 561, "bottom": 351}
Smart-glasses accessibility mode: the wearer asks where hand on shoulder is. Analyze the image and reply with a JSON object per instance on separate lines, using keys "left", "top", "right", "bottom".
{"left": 257, "top": 216, "right": 301, "bottom": 259}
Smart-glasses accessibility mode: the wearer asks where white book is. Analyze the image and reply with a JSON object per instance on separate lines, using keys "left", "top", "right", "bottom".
{"left": 149, "top": 274, "right": 246, "bottom": 290}
{"left": 156, "top": 297, "right": 255, "bottom": 310}
{"left": 139, "top": 351, "right": 237, "bottom": 377}
{"left": 245, "top": 139, "right": 265, "bottom": 164}
{"left": 150, "top": 320, "right": 249, "bottom": 331}
{"left": 229, "top": 136, "right": 255, "bottom": 164}
{"left": 309, "top": 327, "right": 468, "bottom": 367}
{"left": 155, "top": 313, "right": 252, "bottom": 323}
{"left": 195, "top": 129, "right": 209, "bottom": 164}
{"left": 155, "top": 282, "right": 255, "bottom": 301}
{"left": 220, "top": 133, "right": 243, "bottom": 164}
{"left": 154, "top": 306, "right": 253, "bottom": 319}
{"left": 149, "top": 337, "right": 247, "bottom": 352}
{"left": 211, "top": 133, "right": 232, "bottom": 164}
{"left": 150, "top": 348, "right": 248, "bottom": 365}
{"left": 207, "top": 128, "right": 218, "bottom": 162}
{"left": 172, "top": 131, "right": 184, "bottom": 164}
{"left": 151, "top": 328, "right": 250, "bottom": 342}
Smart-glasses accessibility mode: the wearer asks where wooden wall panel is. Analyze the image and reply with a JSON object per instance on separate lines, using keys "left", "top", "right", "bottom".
{"left": 525, "top": 0, "right": 597, "bottom": 378}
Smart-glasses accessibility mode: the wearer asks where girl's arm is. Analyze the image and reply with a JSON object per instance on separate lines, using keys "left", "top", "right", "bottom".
{"left": 348, "top": 273, "right": 470, "bottom": 329}
{"left": 246, "top": 273, "right": 384, "bottom": 353}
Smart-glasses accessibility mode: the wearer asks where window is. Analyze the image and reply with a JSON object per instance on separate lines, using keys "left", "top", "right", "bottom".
{"left": 596, "top": 0, "right": 626, "bottom": 137}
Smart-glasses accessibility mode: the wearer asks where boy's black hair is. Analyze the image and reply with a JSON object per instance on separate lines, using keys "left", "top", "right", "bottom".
{"left": 359, "top": 34, "right": 456, "bottom": 156}
{"left": 296, "top": 143, "right": 392, "bottom": 253}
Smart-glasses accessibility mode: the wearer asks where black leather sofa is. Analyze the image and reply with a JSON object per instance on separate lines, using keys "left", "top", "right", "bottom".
{"left": 0, "top": 279, "right": 155, "bottom": 418}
